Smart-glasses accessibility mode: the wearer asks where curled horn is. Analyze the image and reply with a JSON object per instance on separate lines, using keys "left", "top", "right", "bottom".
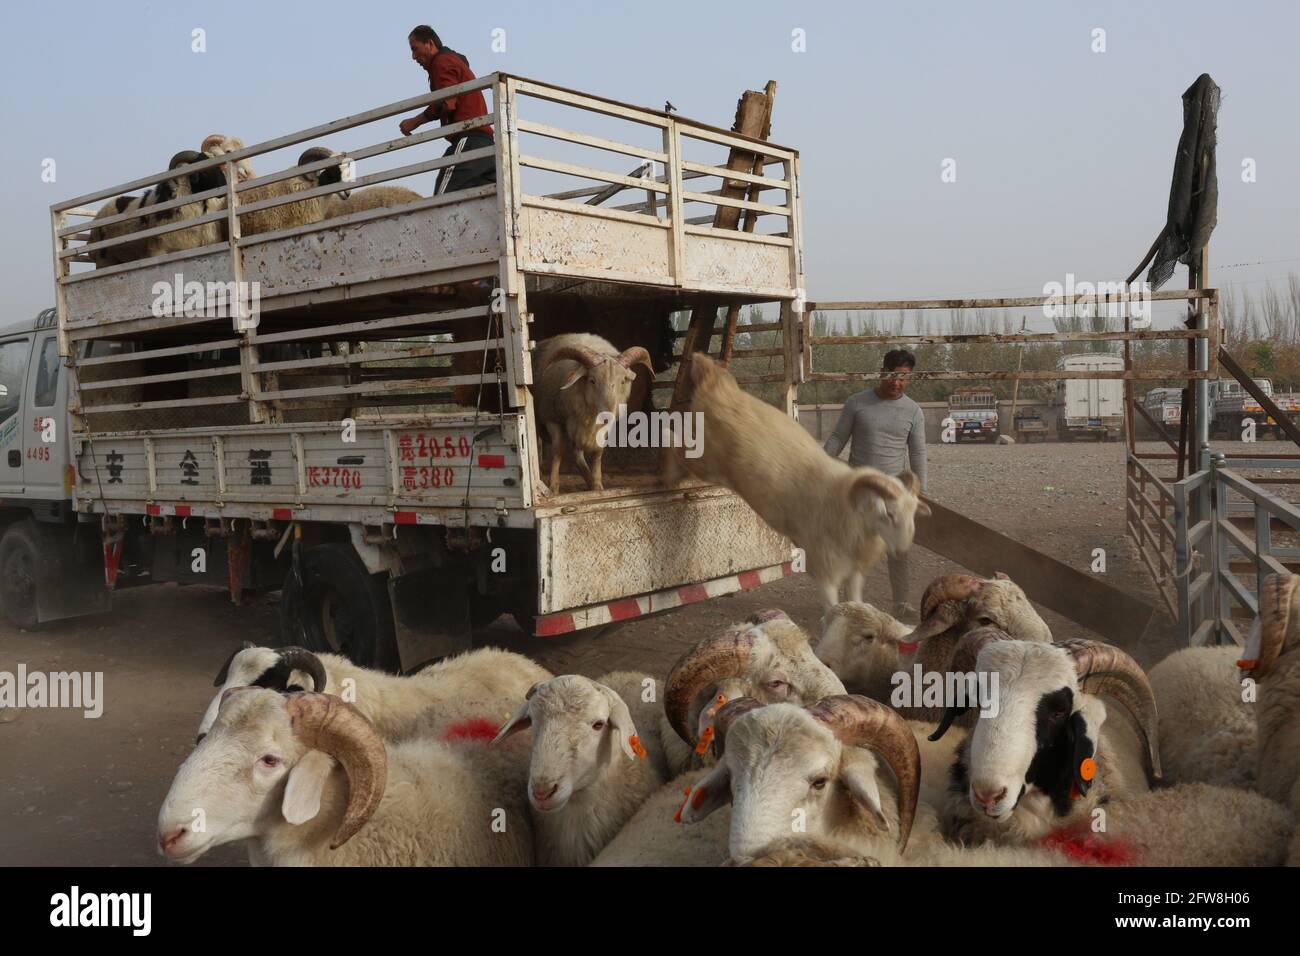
{"left": 747, "top": 609, "right": 791, "bottom": 625}
{"left": 906, "top": 573, "right": 982, "bottom": 644}
{"left": 897, "top": 470, "right": 922, "bottom": 497}
{"left": 664, "top": 626, "right": 761, "bottom": 746}
{"left": 167, "top": 150, "right": 206, "bottom": 170}
{"left": 213, "top": 640, "right": 256, "bottom": 687}
{"left": 543, "top": 345, "right": 605, "bottom": 372}
{"left": 201, "top": 134, "right": 227, "bottom": 154}
{"left": 709, "top": 697, "right": 766, "bottom": 758}
{"left": 805, "top": 695, "right": 920, "bottom": 852}
{"left": 617, "top": 346, "right": 656, "bottom": 377}
{"left": 929, "top": 625, "right": 1015, "bottom": 741}
{"left": 276, "top": 646, "right": 328, "bottom": 693}
{"left": 298, "top": 146, "right": 336, "bottom": 166}
{"left": 1055, "top": 639, "right": 1162, "bottom": 782}
{"left": 1240, "top": 573, "right": 1298, "bottom": 680}
{"left": 283, "top": 693, "right": 388, "bottom": 849}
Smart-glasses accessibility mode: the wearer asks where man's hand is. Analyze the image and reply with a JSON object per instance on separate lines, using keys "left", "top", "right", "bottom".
{"left": 399, "top": 116, "right": 423, "bottom": 136}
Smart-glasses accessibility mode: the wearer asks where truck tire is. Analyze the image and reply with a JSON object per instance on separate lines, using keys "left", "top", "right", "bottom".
{"left": 0, "top": 519, "right": 40, "bottom": 628}
{"left": 280, "top": 543, "right": 399, "bottom": 672}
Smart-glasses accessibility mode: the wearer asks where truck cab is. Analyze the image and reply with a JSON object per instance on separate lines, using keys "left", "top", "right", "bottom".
{"left": 0, "top": 308, "right": 107, "bottom": 626}
{"left": 947, "top": 387, "right": 999, "bottom": 442}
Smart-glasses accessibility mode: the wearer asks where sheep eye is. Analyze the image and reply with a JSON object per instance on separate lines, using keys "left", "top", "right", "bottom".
{"left": 592, "top": 720, "right": 606, "bottom": 731}
{"left": 977, "top": 616, "right": 996, "bottom": 627}
{"left": 258, "top": 755, "right": 281, "bottom": 768}
{"left": 810, "top": 777, "right": 828, "bottom": 791}
{"left": 764, "top": 679, "right": 787, "bottom": 691}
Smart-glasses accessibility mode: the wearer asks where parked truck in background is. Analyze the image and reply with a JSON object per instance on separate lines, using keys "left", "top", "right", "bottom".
{"left": 1138, "top": 386, "right": 1183, "bottom": 439}
{"left": 1210, "top": 377, "right": 1300, "bottom": 440}
{"left": 1053, "top": 353, "right": 1124, "bottom": 441}
{"left": 947, "top": 387, "right": 999, "bottom": 442}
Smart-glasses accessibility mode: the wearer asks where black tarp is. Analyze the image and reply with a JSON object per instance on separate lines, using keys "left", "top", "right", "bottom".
{"left": 1148, "top": 74, "right": 1220, "bottom": 290}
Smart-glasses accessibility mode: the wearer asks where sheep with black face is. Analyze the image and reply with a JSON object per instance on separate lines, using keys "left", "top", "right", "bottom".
{"left": 931, "top": 629, "right": 1160, "bottom": 846}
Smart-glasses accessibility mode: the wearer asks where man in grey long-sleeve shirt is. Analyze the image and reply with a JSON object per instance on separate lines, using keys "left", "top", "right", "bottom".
{"left": 823, "top": 348, "right": 928, "bottom": 621}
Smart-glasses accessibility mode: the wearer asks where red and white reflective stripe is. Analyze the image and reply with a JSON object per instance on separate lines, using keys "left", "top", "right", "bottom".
{"left": 534, "top": 561, "right": 797, "bottom": 637}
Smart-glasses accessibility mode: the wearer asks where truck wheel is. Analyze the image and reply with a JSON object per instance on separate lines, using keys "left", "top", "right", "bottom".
{"left": 280, "top": 543, "right": 398, "bottom": 671}
{"left": 0, "top": 520, "right": 40, "bottom": 628}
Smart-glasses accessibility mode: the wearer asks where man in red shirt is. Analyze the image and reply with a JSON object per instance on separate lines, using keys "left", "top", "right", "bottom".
{"left": 400, "top": 25, "right": 496, "bottom": 193}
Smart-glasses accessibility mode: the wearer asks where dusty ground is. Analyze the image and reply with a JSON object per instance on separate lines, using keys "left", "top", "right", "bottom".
{"left": 0, "top": 439, "right": 1285, "bottom": 866}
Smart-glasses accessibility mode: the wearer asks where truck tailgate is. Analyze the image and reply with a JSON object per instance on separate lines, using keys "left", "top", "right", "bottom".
{"left": 536, "top": 486, "right": 792, "bottom": 614}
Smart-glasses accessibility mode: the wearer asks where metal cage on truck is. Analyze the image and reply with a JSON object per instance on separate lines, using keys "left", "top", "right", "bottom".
{"left": 49, "top": 74, "right": 804, "bottom": 665}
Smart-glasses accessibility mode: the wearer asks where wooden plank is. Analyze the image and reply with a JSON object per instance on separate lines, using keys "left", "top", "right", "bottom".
{"left": 809, "top": 370, "right": 1217, "bottom": 382}
{"left": 914, "top": 497, "right": 1154, "bottom": 645}
{"left": 517, "top": 155, "right": 670, "bottom": 194}
{"left": 520, "top": 194, "right": 669, "bottom": 229}
{"left": 810, "top": 329, "right": 1207, "bottom": 345}
{"left": 1217, "top": 345, "right": 1300, "bottom": 448}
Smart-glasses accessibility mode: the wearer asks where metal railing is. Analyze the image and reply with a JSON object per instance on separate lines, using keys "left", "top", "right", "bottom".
{"left": 1131, "top": 448, "right": 1300, "bottom": 647}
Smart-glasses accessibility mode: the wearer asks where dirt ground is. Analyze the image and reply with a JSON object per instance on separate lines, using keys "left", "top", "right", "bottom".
{"left": 0, "top": 439, "right": 1279, "bottom": 866}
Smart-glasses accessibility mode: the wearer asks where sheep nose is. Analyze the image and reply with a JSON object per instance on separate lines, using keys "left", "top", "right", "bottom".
{"left": 532, "top": 782, "right": 559, "bottom": 803}
{"left": 972, "top": 785, "right": 1007, "bottom": 812}
{"left": 159, "top": 826, "right": 187, "bottom": 853}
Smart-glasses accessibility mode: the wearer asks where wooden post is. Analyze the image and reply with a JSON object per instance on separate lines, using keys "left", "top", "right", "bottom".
{"left": 1009, "top": 315, "right": 1026, "bottom": 429}
{"left": 672, "top": 85, "right": 776, "bottom": 407}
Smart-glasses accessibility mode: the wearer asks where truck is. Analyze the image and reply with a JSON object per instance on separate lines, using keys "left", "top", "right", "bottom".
{"left": 41, "top": 74, "right": 806, "bottom": 671}
{"left": 947, "top": 387, "right": 999, "bottom": 442}
{"left": 1053, "top": 353, "right": 1124, "bottom": 441}
{"left": 1210, "top": 377, "right": 1300, "bottom": 440}
{"left": 1138, "top": 386, "right": 1183, "bottom": 439}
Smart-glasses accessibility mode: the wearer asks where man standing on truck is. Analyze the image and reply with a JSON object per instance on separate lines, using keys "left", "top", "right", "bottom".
{"left": 823, "top": 348, "right": 928, "bottom": 622}
{"left": 399, "top": 25, "right": 496, "bottom": 193}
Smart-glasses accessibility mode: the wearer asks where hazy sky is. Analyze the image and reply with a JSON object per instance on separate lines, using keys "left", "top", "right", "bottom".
{"left": 2, "top": 0, "right": 1297, "bottom": 330}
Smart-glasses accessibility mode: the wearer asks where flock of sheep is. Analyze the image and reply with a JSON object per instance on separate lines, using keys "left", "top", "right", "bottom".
{"left": 87, "top": 134, "right": 424, "bottom": 267}
{"left": 156, "top": 566, "right": 1300, "bottom": 867}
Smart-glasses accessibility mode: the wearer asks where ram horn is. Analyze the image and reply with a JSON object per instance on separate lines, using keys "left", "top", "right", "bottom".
{"left": 283, "top": 692, "right": 388, "bottom": 850}
{"left": 276, "top": 646, "right": 329, "bottom": 693}
{"left": 805, "top": 695, "right": 920, "bottom": 852}
{"left": 906, "top": 573, "right": 982, "bottom": 644}
{"left": 542, "top": 345, "right": 606, "bottom": 372}
{"left": 896, "top": 470, "right": 922, "bottom": 497}
{"left": 1056, "top": 639, "right": 1162, "bottom": 783}
{"left": 1239, "top": 573, "right": 1298, "bottom": 680}
{"left": 748, "top": 608, "right": 791, "bottom": 625}
{"left": 616, "top": 346, "right": 656, "bottom": 377}
{"left": 664, "top": 625, "right": 761, "bottom": 746}
{"left": 709, "top": 697, "right": 767, "bottom": 759}
{"left": 928, "top": 625, "right": 1015, "bottom": 741}
{"left": 297, "top": 146, "right": 337, "bottom": 166}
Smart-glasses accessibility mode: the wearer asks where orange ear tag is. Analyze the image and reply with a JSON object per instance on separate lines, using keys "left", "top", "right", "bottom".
{"left": 694, "top": 724, "right": 715, "bottom": 756}
{"left": 1079, "top": 758, "right": 1097, "bottom": 782}
{"left": 629, "top": 735, "right": 648, "bottom": 759}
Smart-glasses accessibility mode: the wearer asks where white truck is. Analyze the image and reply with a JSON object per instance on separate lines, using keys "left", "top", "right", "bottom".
{"left": 1053, "top": 353, "right": 1124, "bottom": 441}
{"left": 1138, "top": 385, "right": 1183, "bottom": 438}
{"left": 43, "top": 75, "right": 805, "bottom": 671}
{"left": 946, "top": 387, "right": 999, "bottom": 442}
{"left": 1210, "top": 377, "right": 1299, "bottom": 440}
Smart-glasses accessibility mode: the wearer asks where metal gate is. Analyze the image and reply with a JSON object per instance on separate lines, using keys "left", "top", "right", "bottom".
{"left": 1127, "top": 450, "right": 1300, "bottom": 647}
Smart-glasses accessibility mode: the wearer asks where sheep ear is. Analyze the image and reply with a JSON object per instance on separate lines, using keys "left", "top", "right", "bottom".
{"left": 993, "top": 571, "right": 1011, "bottom": 581}
{"left": 282, "top": 751, "right": 335, "bottom": 825}
{"left": 849, "top": 471, "right": 900, "bottom": 508}
{"left": 677, "top": 764, "right": 732, "bottom": 824}
{"left": 1066, "top": 701, "right": 1104, "bottom": 797}
{"left": 493, "top": 701, "right": 532, "bottom": 743}
{"left": 559, "top": 368, "right": 587, "bottom": 390}
{"left": 915, "top": 498, "right": 932, "bottom": 518}
{"left": 598, "top": 685, "right": 639, "bottom": 760}
{"left": 840, "top": 755, "right": 889, "bottom": 830}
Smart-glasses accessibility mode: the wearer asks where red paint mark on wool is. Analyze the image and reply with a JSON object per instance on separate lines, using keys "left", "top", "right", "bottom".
{"left": 1036, "top": 828, "right": 1136, "bottom": 866}
{"left": 440, "top": 718, "right": 501, "bottom": 743}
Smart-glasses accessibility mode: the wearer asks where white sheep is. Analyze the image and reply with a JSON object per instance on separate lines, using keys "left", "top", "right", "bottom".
{"left": 817, "top": 574, "right": 1051, "bottom": 722}
{"left": 325, "top": 184, "right": 423, "bottom": 219}
{"left": 159, "top": 689, "right": 535, "bottom": 866}
{"left": 662, "top": 353, "right": 928, "bottom": 608}
{"left": 931, "top": 630, "right": 1161, "bottom": 848}
{"left": 494, "top": 671, "right": 677, "bottom": 866}
{"left": 590, "top": 768, "right": 734, "bottom": 866}
{"left": 215, "top": 146, "right": 350, "bottom": 238}
{"left": 663, "top": 610, "right": 846, "bottom": 760}
{"left": 532, "top": 333, "right": 655, "bottom": 493}
{"left": 674, "top": 695, "right": 1081, "bottom": 867}
{"left": 198, "top": 643, "right": 550, "bottom": 744}
{"left": 1240, "top": 572, "right": 1300, "bottom": 814}
{"left": 1148, "top": 645, "right": 1256, "bottom": 789}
